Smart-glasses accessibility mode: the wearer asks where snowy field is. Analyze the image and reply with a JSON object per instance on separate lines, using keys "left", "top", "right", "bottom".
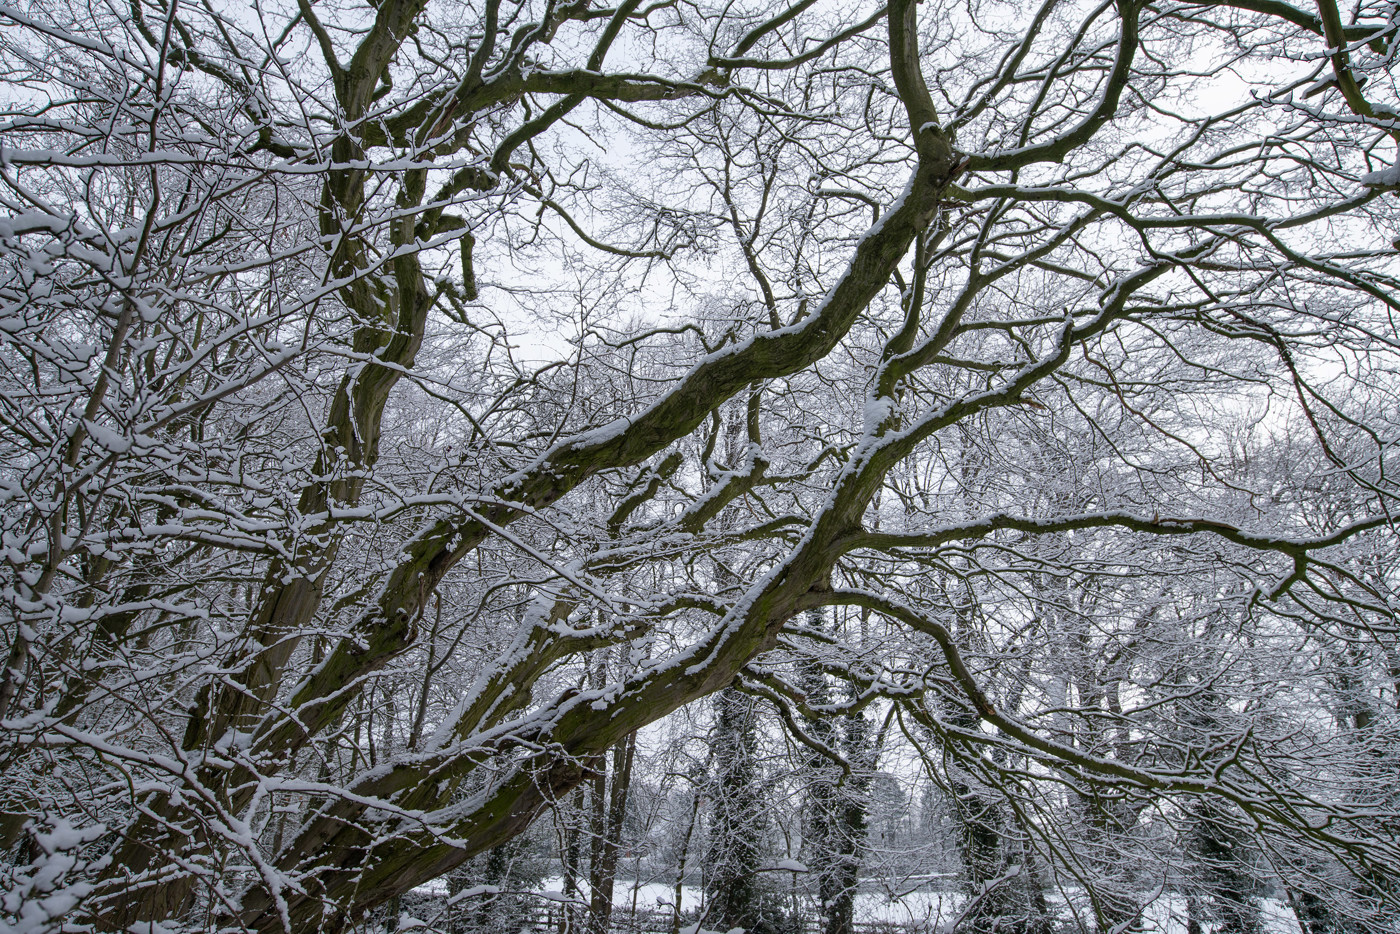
{"left": 410, "top": 879, "right": 1306, "bottom": 934}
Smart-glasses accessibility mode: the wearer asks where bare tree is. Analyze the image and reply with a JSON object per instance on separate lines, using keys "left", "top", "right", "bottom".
{"left": 4, "top": 0, "right": 1400, "bottom": 931}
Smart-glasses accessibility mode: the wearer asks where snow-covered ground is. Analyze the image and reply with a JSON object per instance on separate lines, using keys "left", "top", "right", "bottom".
{"left": 494, "top": 881, "right": 1304, "bottom": 934}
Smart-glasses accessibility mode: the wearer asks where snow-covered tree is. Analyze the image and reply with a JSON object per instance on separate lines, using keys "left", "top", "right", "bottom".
{"left": 3, "top": 0, "right": 1400, "bottom": 931}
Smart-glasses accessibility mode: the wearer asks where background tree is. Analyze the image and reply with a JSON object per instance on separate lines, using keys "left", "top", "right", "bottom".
{"left": 796, "top": 610, "right": 874, "bottom": 934}
{"left": 703, "top": 687, "right": 774, "bottom": 934}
